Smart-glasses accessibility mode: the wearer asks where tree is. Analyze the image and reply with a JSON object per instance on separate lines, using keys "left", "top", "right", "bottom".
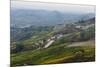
{"left": 15, "top": 43, "right": 24, "bottom": 53}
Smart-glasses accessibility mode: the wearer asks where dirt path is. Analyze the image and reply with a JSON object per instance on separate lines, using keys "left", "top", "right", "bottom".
{"left": 44, "top": 40, "right": 55, "bottom": 48}
{"left": 67, "top": 40, "right": 95, "bottom": 47}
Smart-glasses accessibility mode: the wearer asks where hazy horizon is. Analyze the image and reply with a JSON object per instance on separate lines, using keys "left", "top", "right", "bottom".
{"left": 11, "top": 1, "right": 95, "bottom": 14}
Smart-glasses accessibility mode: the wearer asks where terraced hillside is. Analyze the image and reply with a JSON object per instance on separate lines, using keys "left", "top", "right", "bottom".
{"left": 11, "top": 18, "right": 95, "bottom": 66}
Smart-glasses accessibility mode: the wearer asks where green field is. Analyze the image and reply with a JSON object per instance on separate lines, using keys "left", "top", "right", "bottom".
{"left": 11, "top": 40, "right": 95, "bottom": 66}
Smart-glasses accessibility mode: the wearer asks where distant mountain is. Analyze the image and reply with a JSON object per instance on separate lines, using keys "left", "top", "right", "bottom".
{"left": 11, "top": 9, "right": 95, "bottom": 28}
{"left": 11, "top": 17, "right": 95, "bottom": 42}
{"left": 79, "top": 13, "right": 95, "bottom": 21}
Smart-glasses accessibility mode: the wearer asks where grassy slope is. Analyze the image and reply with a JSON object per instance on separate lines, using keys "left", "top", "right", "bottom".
{"left": 11, "top": 40, "right": 95, "bottom": 66}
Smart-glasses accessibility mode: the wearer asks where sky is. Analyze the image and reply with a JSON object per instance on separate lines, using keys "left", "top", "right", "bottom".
{"left": 11, "top": 1, "right": 95, "bottom": 14}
